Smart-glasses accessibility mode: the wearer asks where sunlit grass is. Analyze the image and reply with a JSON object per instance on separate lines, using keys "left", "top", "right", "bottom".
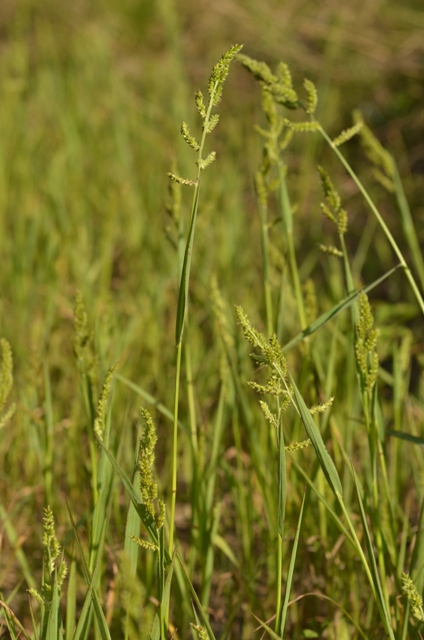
{"left": 1, "top": 2, "right": 424, "bottom": 639}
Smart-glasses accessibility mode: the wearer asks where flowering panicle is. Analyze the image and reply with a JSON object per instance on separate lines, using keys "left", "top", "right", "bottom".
{"left": 94, "top": 362, "right": 117, "bottom": 441}
{"left": 401, "top": 573, "right": 424, "bottom": 622}
{"left": 28, "top": 507, "right": 67, "bottom": 606}
{"left": 236, "top": 306, "right": 292, "bottom": 420}
{"left": 131, "top": 410, "right": 166, "bottom": 552}
{"left": 318, "top": 166, "right": 348, "bottom": 237}
{"left": 355, "top": 293, "right": 380, "bottom": 394}
{"left": 168, "top": 44, "right": 242, "bottom": 189}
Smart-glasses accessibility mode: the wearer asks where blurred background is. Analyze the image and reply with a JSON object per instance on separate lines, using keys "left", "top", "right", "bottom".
{"left": 0, "top": 0, "right": 423, "bottom": 633}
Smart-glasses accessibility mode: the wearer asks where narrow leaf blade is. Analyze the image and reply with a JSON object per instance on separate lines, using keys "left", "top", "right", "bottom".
{"left": 290, "top": 375, "right": 342, "bottom": 497}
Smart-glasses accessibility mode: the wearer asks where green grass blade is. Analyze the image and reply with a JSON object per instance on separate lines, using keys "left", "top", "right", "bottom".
{"left": 391, "top": 155, "right": 424, "bottom": 290}
{"left": 213, "top": 533, "right": 239, "bottom": 568}
{"left": 290, "top": 592, "right": 370, "bottom": 640}
{"left": 65, "top": 552, "right": 77, "bottom": 640}
{"left": 115, "top": 373, "right": 188, "bottom": 435}
{"left": 150, "top": 561, "right": 174, "bottom": 640}
{"left": 283, "top": 264, "right": 401, "bottom": 353}
{"left": 65, "top": 501, "right": 112, "bottom": 640}
{"left": 278, "top": 490, "right": 306, "bottom": 637}
{"left": 175, "top": 551, "right": 217, "bottom": 640}
{"left": 96, "top": 438, "right": 172, "bottom": 564}
{"left": 175, "top": 186, "right": 200, "bottom": 346}
{"left": 290, "top": 375, "right": 342, "bottom": 497}
{"left": 251, "top": 614, "right": 282, "bottom": 640}
{"left": 45, "top": 571, "right": 60, "bottom": 640}
{"left": 96, "top": 438, "right": 157, "bottom": 542}
{"left": 386, "top": 429, "right": 424, "bottom": 447}
{"left": 0, "top": 502, "right": 36, "bottom": 589}
{"left": 410, "top": 497, "right": 424, "bottom": 591}
{"left": 291, "top": 458, "right": 354, "bottom": 546}
{"left": 0, "top": 598, "right": 32, "bottom": 640}
{"left": 123, "top": 471, "right": 141, "bottom": 574}
{"left": 351, "top": 465, "right": 396, "bottom": 640}
{"left": 319, "top": 124, "right": 424, "bottom": 315}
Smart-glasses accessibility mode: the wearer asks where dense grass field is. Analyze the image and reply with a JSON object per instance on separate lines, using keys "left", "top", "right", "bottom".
{"left": 1, "top": 1, "right": 424, "bottom": 639}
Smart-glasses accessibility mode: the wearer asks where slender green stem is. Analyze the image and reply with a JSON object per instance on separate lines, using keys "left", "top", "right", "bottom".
{"left": 170, "top": 79, "right": 220, "bottom": 557}
{"left": 169, "top": 341, "right": 182, "bottom": 555}
{"left": 278, "top": 164, "right": 307, "bottom": 330}
{"left": 257, "top": 185, "right": 274, "bottom": 336}
{"left": 275, "top": 533, "right": 283, "bottom": 634}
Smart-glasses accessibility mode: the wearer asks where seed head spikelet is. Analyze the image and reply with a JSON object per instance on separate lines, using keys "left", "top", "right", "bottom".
{"left": 332, "top": 120, "right": 363, "bottom": 147}
{"left": 181, "top": 121, "right": 200, "bottom": 151}
{"left": 319, "top": 244, "right": 343, "bottom": 257}
{"left": 204, "top": 113, "right": 220, "bottom": 133}
{"left": 190, "top": 623, "right": 208, "bottom": 640}
{"left": 309, "top": 396, "right": 334, "bottom": 415}
{"left": 236, "top": 53, "right": 278, "bottom": 84}
{"left": 303, "top": 78, "right": 318, "bottom": 115}
{"left": 137, "top": 409, "right": 166, "bottom": 531}
{"left": 401, "top": 573, "right": 424, "bottom": 622}
{"left": 130, "top": 536, "right": 159, "bottom": 552}
{"left": 320, "top": 202, "right": 337, "bottom": 224}
{"left": 236, "top": 307, "right": 292, "bottom": 404}
{"left": 317, "top": 166, "right": 341, "bottom": 211}
{"left": 318, "top": 166, "right": 348, "bottom": 236}
{"left": 196, "top": 151, "right": 216, "bottom": 171}
{"left": 208, "top": 44, "right": 243, "bottom": 106}
{"left": 195, "top": 90, "right": 206, "bottom": 118}
{"left": 283, "top": 119, "right": 320, "bottom": 133}
{"left": 355, "top": 293, "right": 380, "bottom": 393}
{"left": 285, "top": 439, "right": 311, "bottom": 452}
{"left": 259, "top": 400, "right": 279, "bottom": 429}
{"left": 94, "top": 362, "right": 118, "bottom": 441}
{"left": 167, "top": 172, "right": 197, "bottom": 187}
{"left": 261, "top": 85, "right": 279, "bottom": 127}
{"left": 29, "top": 506, "right": 67, "bottom": 606}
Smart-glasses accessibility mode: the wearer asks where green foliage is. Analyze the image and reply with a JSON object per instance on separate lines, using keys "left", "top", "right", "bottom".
{"left": 1, "top": 6, "right": 423, "bottom": 640}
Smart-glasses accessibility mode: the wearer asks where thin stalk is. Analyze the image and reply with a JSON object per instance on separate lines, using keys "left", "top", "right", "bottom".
{"left": 275, "top": 533, "right": 283, "bottom": 634}
{"left": 169, "top": 341, "right": 183, "bottom": 555}
{"left": 256, "top": 184, "right": 273, "bottom": 336}
{"left": 318, "top": 125, "right": 424, "bottom": 315}
{"left": 278, "top": 163, "right": 307, "bottom": 330}
{"left": 170, "top": 77, "right": 222, "bottom": 556}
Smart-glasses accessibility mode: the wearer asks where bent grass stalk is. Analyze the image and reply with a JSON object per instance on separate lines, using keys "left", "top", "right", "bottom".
{"left": 316, "top": 124, "right": 424, "bottom": 315}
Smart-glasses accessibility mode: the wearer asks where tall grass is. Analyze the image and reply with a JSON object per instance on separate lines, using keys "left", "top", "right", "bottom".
{"left": 1, "top": 2, "right": 424, "bottom": 639}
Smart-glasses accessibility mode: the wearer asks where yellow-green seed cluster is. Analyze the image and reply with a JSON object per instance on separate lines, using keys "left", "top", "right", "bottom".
{"left": 138, "top": 409, "right": 166, "bottom": 530}
{"left": 355, "top": 293, "right": 380, "bottom": 394}
{"left": 318, "top": 166, "right": 348, "bottom": 236}
{"left": 401, "top": 573, "right": 424, "bottom": 622}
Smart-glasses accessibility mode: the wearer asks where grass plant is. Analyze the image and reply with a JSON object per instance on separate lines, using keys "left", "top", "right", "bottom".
{"left": 1, "top": 3, "right": 424, "bottom": 639}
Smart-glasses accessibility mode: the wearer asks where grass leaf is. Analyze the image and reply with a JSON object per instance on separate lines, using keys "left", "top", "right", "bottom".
{"left": 290, "top": 375, "right": 342, "bottom": 497}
